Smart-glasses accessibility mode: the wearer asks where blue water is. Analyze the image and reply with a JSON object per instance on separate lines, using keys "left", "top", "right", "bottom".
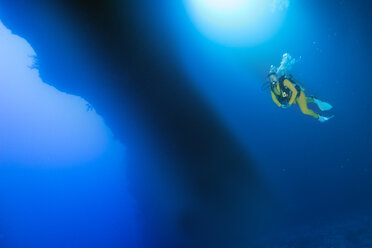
{"left": 1, "top": 0, "right": 372, "bottom": 247}
{"left": 142, "top": 0, "right": 372, "bottom": 215}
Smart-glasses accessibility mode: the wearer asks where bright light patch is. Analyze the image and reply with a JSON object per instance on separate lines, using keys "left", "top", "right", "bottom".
{"left": 184, "top": 0, "right": 288, "bottom": 46}
{"left": 198, "top": 0, "right": 250, "bottom": 14}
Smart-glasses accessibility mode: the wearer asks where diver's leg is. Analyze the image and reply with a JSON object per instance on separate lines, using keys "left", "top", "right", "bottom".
{"left": 297, "top": 92, "right": 319, "bottom": 119}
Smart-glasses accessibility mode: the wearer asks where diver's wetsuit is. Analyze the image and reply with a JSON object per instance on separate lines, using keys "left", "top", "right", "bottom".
{"left": 271, "top": 76, "right": 301, "bottom": 106}
{"left": 271, "top": 76, "right": 319, "bottom": 119}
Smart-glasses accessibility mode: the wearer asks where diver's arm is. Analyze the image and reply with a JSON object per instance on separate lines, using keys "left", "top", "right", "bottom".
{"left": 271, "top": 91, "right": 281, "bottom": 107}
{"left": 283, "top": 79, "right": 298, "bottom": 105}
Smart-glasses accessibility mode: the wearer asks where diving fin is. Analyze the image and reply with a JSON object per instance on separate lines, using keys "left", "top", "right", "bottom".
{"left": 318, "top": 115, "right": 335, "bottom": 122}
{"left": 314, "top": 98, "right": 333, "bottom": 111}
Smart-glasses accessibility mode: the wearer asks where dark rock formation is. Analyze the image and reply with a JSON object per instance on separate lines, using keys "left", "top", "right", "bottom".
{"left": 0, "top": 1, "right": 271, "bottom": 247}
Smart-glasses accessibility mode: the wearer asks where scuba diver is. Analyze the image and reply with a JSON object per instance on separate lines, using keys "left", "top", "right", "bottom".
{"left": 266, "top": 54, "right": 334, "bottom": 122}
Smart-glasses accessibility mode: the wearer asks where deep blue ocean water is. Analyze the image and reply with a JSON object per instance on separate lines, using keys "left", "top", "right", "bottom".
{"left": 0, "top": 0, "right": 371, "bottom": 247}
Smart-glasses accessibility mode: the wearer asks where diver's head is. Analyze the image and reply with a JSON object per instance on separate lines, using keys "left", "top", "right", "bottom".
{"left": 268, "top": 72, "right": 278, "bottom": 84}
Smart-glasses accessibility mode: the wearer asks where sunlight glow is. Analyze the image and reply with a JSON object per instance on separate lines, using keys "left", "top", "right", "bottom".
{"left": 198, "top": 0, "right": 251, "bottom": 14}
{"left": 184, "top": 0, "right": 288, "bottom": 46}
